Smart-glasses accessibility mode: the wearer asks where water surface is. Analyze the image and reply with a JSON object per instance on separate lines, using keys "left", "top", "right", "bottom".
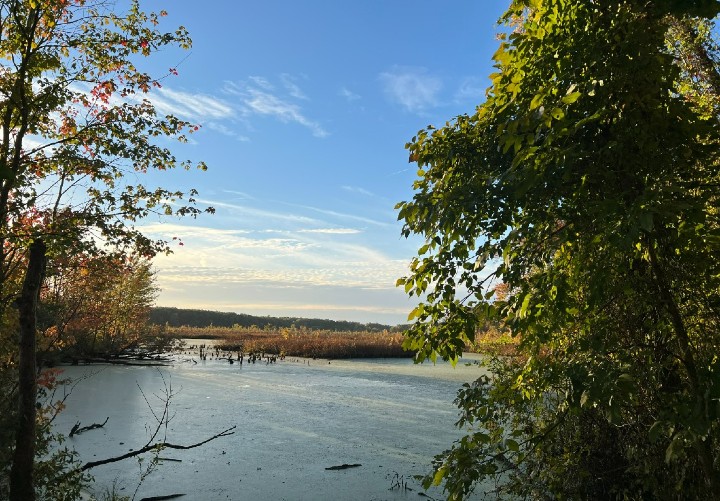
{"left": 54, "top": 354, "right": 489, "bottom": 500}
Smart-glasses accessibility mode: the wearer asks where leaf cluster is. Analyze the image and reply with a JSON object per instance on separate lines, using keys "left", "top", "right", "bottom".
{"left": 398, "top": 0, "right": 720, "bottom": 498}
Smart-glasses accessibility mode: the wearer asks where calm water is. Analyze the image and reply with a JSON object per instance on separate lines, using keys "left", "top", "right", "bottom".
{"left": 53, "top": 353, "right": 490, "bottom": 500}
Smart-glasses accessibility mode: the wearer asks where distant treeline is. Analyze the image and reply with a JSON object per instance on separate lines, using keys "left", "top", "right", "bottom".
{"left": 150, "top": 307, "right": 404, "bottom": 333}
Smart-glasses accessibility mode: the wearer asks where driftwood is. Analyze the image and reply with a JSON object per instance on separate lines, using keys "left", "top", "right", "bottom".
{"left": 63, "top": 349, "right": 176, "bottom": 367}
{"left": 69, "top": 417, "right": 109, "bottom": 437}
{"left": 139, "top": 495, "right": 186, "bottom": 501}
{"left": 325, "top": 463, "right": 362, "bottom": 470}
{"left": 140, "top": 494, "right": 185, "bottom": 501}
{"left": 77, "top": 425, "right": 236, "bottom": 472}
{"left": 67, "top": 357, "right": 171, "bottom": 367}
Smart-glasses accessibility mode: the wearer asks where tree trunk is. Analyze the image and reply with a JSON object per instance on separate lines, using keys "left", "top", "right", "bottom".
{"left": 9, "top": 239, "right": 46, "bottom": 501}
{"left": 647, "top": 241, "right": 719, "bottom": 495}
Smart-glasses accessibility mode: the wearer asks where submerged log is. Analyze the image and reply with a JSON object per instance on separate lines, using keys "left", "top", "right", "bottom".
{"left": 139, "top": 495, "right": 186, "bottom": 501}
{"left": 325, "top": 463, "right": 362, "bottom": 470}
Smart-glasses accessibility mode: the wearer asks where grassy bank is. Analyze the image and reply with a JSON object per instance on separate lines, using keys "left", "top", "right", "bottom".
{"left": 165, "top": 325, "right": 410, "bottom": 358}
{"left": 163, "top": 322, "right": 520, "bottom": 359}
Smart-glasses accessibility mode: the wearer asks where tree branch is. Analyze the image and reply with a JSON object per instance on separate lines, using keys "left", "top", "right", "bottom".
{"left": 77, "top": 425, "right": 236, "bottom": 472}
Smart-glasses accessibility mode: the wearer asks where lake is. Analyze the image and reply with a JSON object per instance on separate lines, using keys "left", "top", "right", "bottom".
{"left": 52, "top": 352, "right": 491, "bottom": 500}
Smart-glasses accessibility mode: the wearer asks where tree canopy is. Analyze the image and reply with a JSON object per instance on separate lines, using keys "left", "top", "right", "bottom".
{"left": 398, "top": 0, "right": 720, "bottom": 498}
{"left": 0, "top": 0, "right": 210, "bottom": 277}
{"left": 0, "top": 1, "right": 212, "bottom": 499}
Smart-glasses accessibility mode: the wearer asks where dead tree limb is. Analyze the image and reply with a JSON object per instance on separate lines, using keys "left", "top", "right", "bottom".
{"left": 139, "top": 494, "right": 186, "bottom": 501}
{"left": 77, "top": 425, "right": 236, "bottom": 472}
{"left": 325, "top": 463, "right": 362, "bottom": 470}
{"left": 69, "top": 416, "right": 109, "bottom": 437}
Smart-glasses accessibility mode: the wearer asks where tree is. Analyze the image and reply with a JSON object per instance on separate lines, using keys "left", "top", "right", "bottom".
{"left": 397, "top": 1, "right": 720, "bottom": 498}
{"left": 39, "top": 253, "right": 159, "bottom": 360}
{"left": 0, "top": 1, "right": 212, "bottom": 499}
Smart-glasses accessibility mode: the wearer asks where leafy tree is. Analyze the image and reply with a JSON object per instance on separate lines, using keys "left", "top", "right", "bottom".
{"left": 39, "top": 253, "right": 158, "bottom": 359}
{"left": 397, "top": 1, "right": 720, "bottom": 499}
{"left": 0, "top": 1, "right": 212, "bottom": 499}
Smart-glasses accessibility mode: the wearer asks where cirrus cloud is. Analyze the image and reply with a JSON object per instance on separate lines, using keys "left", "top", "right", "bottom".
{"left": 223, "top": 78, "right": 329, "bottom": 138}
{"left": 379, "top": 66, "right": 442, "bottom": 113}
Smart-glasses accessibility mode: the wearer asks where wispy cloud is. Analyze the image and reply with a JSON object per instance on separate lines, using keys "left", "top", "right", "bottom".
{"left": 222, "top": 190, "right": 255, "bottom": 200}
{"left": 68, "top": 81, "right": 235, "bottom": 130}
{"left": 248, "top": 76, "right": 273, "bottom": 90}
{"left": 151, "top": 87, "right": 235, "bottom": 121}
{"left": 379, "top": 66, "right": 442, "bottom": 113}
{"left": 339, "top": 87, "right": 361, "bottom": 101}
{"left": 145, "top": 221, "right": 415, "bottom": 322}
{"left": 281, "top": 73, "right": 308, "bottom": 100}
{"left": 341, "top": 185, "right": 374, "bottom": 197}
{"left": 223, "top": 78, "right": 328, "bottom": 138}
{"left": 197, "top": 199, "right": 322, "bottom": 225}
{"left": 297, "top": 228, "right": 362, "bottom": 234}
{"left": 145, "top": 222, "right": 407, "bottom": 288}
{"left": 21, "top": 136, "right": 48, "bottom": 152}
{"left": 294, "top": 203, "right": 392, "bottom": 227}
{"left": 205, "top": 121, "right": 250, "bottom": 142}
{"left": 231, "top": 303, "right": 405, "bottom": 314}
{"left": 155, "top": 261, "right": 408, "bottom": 290}
{"left": 455, "top": 77, "right": 486, "bottom": 102}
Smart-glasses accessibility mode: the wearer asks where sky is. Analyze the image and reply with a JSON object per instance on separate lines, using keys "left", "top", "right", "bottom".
{"left": 134, "top": 1, "right": 509, "bottom": 325}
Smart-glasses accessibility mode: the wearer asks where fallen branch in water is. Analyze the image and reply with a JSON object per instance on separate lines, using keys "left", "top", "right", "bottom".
{"left": 77, "top": 425, "right": 236, "bottom": 472}
{"left": 139, "top": 495, "right": 186, "bottom": 501}
{"left": 325, "top": 463, "right": 362, "bottom": 470}
{"left": 69, "top": 357, "right": 171, "bottom": 366}
{"left": 69, "top": 417, "right": 109, "bottom": 437}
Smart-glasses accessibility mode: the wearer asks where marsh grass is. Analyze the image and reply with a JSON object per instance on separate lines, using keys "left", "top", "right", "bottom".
{"left": 164, "top": 320, "right": 518, "bottom": 359}
{"left": 165, "top": 325, "right": 411, "bottom": 358}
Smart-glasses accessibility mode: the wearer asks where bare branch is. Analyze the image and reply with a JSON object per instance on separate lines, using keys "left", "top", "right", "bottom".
{"left": 77, "top": 425, "right": 236, "bottom": 472}
{"left": 69, "top": 416, "right": 109, "bottom": 437}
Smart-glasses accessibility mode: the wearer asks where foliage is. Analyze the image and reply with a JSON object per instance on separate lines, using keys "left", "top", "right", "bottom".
{"left": 39, "top": 253, "right": 158, "bottom": 360}
{"left": 397, "top": 0, "right": 720, "bottom": 498}
{"left": 1, "top": 367, "right": 88, "bottom": 500}
{"left": 0, "top": 0, "right": 212, "bottom": 498}
{"left": 0, "top": 0, "right": 212, "bottom": 308}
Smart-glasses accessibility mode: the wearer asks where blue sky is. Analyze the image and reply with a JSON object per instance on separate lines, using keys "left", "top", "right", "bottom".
{"left": 139, "top": 1, "right": 509, "bottom": 325}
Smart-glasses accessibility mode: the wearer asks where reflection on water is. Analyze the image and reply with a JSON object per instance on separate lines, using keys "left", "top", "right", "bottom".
{"left": 53, "top": 354, "right": 489, "bottom": 500}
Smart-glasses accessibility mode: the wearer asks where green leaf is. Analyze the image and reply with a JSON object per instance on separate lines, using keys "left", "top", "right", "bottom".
{"left": 649, "top": 420, "right": 664, "bottom": 443}
{"left": 519, "top": 293, "right": 532, "bottom": 318}
{"left": 530, "top": 93, "right": 544, "bottom": 110}
{"left": 665, "top": 435, "right": 682, "bottom": 463}
{"left": 505, "top": 438, "right": 519, "bottom": 452}
{"left": 561, "top": 91, "right": 581, "bottom": 104}
{"left": 580, "top": 390, "right": 590, "bottom": 407}
{"left": 407, "top": 305, "right": 423, "bottom": 321}
{"left": 432, "top": 467, "right": 447, "bottom": 486}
